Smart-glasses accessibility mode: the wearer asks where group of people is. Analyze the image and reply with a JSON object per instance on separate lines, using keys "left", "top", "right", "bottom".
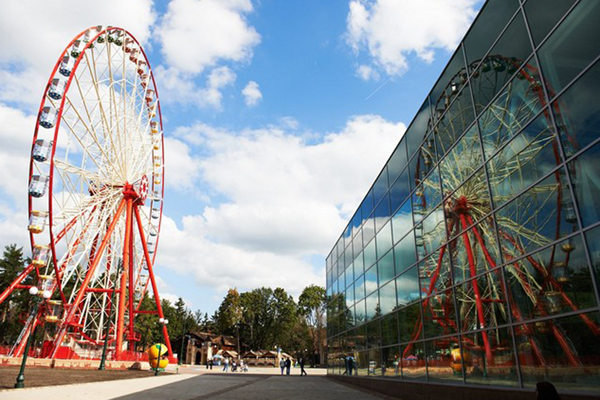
{"left": 221, "top": 357, "right": 249, "bottom": 373}
{"left": 279, "top": 357, "right": 308, "bottom": 376}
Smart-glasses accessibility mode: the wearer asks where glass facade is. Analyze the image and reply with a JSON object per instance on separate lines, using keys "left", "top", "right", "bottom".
{"left": 325, "top": 0, "right": 600, "bottom": 395}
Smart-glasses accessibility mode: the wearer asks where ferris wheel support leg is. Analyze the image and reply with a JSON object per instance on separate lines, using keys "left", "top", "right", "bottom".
{"left": 49, "top": 199, "right": 126, "bottom": 360}
{"left": 0, "top": 264, "right": 36, "bottom": 306}
{"left": 116, "top": 198, "right": 134, "bottom": 360}
{"left": 127, "top": 205, "right": 136, "bottom": 350}
{"left": 459, "top": 213, "right": 494, "bottom": 365}
{"left": 133, "top": 206, "right": 173, "bottom": 358}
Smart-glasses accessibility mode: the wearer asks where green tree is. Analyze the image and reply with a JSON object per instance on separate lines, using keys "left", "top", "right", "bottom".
{"left": 0, "top": 244, "right": 33, "bottom": 345}
{"left": 215, "top": 288, "right": 242, "bottom": 354}
{"left": 298, "top": 285, "right": 326, "bottom": 365}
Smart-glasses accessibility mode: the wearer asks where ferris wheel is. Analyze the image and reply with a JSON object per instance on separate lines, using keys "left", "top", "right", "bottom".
{"left": 0, "top": 26, "right": 172, "bottom": 360}
{"left": 403, "top": 54, "right": 599, "bottom": 368}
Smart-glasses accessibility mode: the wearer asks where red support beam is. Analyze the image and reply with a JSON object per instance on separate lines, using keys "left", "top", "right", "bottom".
{"left": 133, "top": 205, "right": 173, "bottom": 358}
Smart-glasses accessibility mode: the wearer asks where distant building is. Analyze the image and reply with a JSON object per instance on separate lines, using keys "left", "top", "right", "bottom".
{"left": 174, "top": 331, "right": 238, "bottom": 365}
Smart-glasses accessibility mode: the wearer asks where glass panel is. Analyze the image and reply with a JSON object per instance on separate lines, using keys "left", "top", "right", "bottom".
{"left": 374, "top": 193, "right": 391, "bottom": 233}
{"left": 346, "top": 284, "right": 355, "bottom": 309}
{"left": 487, "top": 113, "right": 562, "bottom": 208}
{"left": 363, "top": 216, "right": 375, "bottom": 246}
{"left": 355, "top": 299, "right": 366, "bottom": 326}
{"left": 422, "top": 289, "right": 457, "bottom": 339}
{"left": 538, "top": 1, "right": 600, "bottom": 95}
{"left": 462, "top": 326, "right": 518, "bottom": 386}
{"left": 355, "top": 324, "right": 367, "bottom": 350}
{"left": 351, "top": 208, "right": 362, "bottom": 238}
{"left": 394, "top": 230, "right": 417, "bottom": 275}
{"left": 464, "top": 0, "right": 519, "bottom": 66}
{"left": 376, "top": 221, "right": 393, "bottom": 259}
{"left": 345, "top": 263, "right": 353, "bottom": 288}
{"left": 447, "top": 168, "right": 491, "bottom": 238}
{"left": 365, "top": 264, "right": 378, "bottom": 296}
{"left": 367, "top": 320, "right": 382, "bottom": 350}
{"left": 432, "top": 83, "right": 475, "bottom": 163}
{"left": 524, "top": 0, "right": 576, "bottom": 47}
{"left": 507, "top": 234, "right": 597, "bottom": 322}
{"left": 366, "top": 291, "right": 380, "bottom": 321}
{"left": 439, "top": 124, "right": 482, "bottom": 193}
{"left": 368, "top": 347, "right": 382, "bottom": 376}
{"left": 381, "top": 312, "right": 399, "bottom": 346}
{"left": 430, "top": 50, "right": 468, "bottom": 115}
{"left": 355, "top": 274, "right": 365, "bottom": 302}
{"left": 398, "top": 302, "right": 422, "bottom": 343}
{"left": 357, "top": 351, "right": 369, "bottom": 376}
{"left": 406, "top": 100, "right": 432, "bottom": 159}
{"left": 425, "top": 337, "right": 463, "bottom": 383}
{"left": 419, "top": 246, "right": 453, "bottom": 298}
{"left": 388, "top": 140, "right": 408, "bottom": 185}
{"left": 478, "top": 58, "right": 544, "bottom": 160}
{"left": 413, "top": 168, "right": 442, "bottom": 223}
{"left": 553, "top": 61, "right": 600, "bottom": 158}
{"left": 379, "top": 279, "right": 397, "bottom": 315}
{"left": 377, "top": 249, "right": 395, "bottom": 286}
{"left": 516, "top": 312, "right": 600, "bottom": 391}
{"left": 455, "top": 271, "right": 509, "bottom": 332}
{"left": 471, "top": 12, "right": 533, "bottom": 115}
{"left": 396, "top": 266, "right": 420, "bottom": 307}
{"left": 392, "top": 198, "right": 413, "bottom": 244}
{"left": 568, "top": 143, "right": 600, "bottom": 228}
{"left": 415, "top": 206, "right": 446, "bottom": 261}
{"left": 401, "top": 341, "right": 426, "bottom": 381}
{"left": 390, "top": 167, "right": 410, "bottom": 214}
{"left": 382, "top": 346, "right": 401, "bottom": 377}
{"left": 585, "top": 224, "right": 600, "bottom": 289}
{"left": 496, "top": 167, "right": 579, "bottom": 256}
{"left": 373, "top": 167, "right": 389, "bottom": 207}
{"left": 362, "top": 189, "right": 374, "bottom": 224}
{"left": 364, "top": 238, "right": 377, "bottom": 270}
{"left": 354, "top": 250, "right": 365, "bottom": 277}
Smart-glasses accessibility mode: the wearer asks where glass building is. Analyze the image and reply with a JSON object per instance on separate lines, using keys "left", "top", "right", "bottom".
{"left": 325, "top": 0, "right": 600, "bottom": 395}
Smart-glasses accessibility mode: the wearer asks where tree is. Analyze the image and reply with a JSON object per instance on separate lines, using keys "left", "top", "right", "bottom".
{"left": 215, "top": 288, "right": 242, "bottom": 354}
{"left": 298, "top": 285, "right": 326, "bottom": 365}
{"left": 0, "top": 244, "right": 33, "bottom": 345}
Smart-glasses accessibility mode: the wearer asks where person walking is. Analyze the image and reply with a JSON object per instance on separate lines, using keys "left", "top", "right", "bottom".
{"left": 223, "top": 357, "right": 229, "bottom": 372}
{"left": 279, "top": 357, "right": 285, "bottom": 375}
{"left": 209, "top": 359, "right": 213, "bottom": 370}
{"left": 299, "top": 357, "right": 307, "bottom": 376}
{"left": 285, "top": 357, "right": 291, "bottom": 375}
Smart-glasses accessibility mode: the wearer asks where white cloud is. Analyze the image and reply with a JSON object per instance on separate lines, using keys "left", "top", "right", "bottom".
{"left": 167, "top": 115, "right": 405, "bottom": 259}
{"left": 156, "top": 66, "right": 236, "bottom": 109}
{"left": 159, "top": 0, "right": 260, "bottom": 75}
{"left": 356, "top": 64, "right": 380, "bottom": 81}
{"left": 0, "top": 0, "right": 156, "bottom": 109}
{"left": 346, "top": 0, "right": 479, "bottom": 77}
{"left": 242, "top": 81, "right": 262, "bottom": 106}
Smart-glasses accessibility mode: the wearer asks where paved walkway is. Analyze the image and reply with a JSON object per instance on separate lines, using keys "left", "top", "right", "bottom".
{"left": 0, "top": 373, "right": 386, "bottom": 400}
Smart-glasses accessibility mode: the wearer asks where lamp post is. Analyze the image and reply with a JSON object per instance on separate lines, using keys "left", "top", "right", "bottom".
{"left": 14, "top": 287, "right": 51, "bottom": 389}
{"left": 179, "top": 333, "right": 189, "bottom": 366}
{"left": 155, "top": 317, "right": 168, "bottom": 376}
{"left": 99, "top": 261, "right": 122, "bottom": 370}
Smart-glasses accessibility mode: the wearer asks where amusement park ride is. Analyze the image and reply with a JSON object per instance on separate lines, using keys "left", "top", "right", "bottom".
{"left": 0, "top": 26, "right": 173, "bottom": 360}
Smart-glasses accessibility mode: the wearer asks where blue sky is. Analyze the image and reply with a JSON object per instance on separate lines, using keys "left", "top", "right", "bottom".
{"left": 0, "top": 0, "right": 483, "bottom": 314}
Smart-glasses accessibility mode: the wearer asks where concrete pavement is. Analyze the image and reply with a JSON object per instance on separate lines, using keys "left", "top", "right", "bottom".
{"left": 0, "top": 373, "right": 387, "bottom": 400}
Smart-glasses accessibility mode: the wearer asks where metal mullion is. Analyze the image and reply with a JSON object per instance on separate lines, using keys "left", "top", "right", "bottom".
{"left": 520, "top": 1, "right": 600, "bottom": 309}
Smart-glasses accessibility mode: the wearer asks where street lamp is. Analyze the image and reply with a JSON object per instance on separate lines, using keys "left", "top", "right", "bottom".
{"left": 155, "top": 318, "right": 168, "bottom": 376}
{"left": 14, "top": 287, "right": 51, "bottom": 389}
